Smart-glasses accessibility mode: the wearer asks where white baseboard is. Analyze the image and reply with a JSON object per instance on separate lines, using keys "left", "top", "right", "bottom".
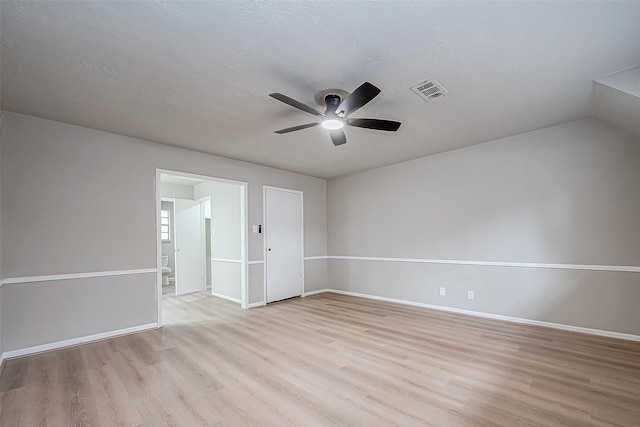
{"left": 1, "top": 323, "right": 159, "bottom": 361}
{"left": 0, "top": 354, "right": 5, "bottom": 377}
{"left": 322, "top": 289, "right": 640, "bottom": 343}
{"left": 211, "top": 258, "right": 242, "bottom": 264}
{"left": 247, "top": 301, "right": 265, "bottom": 308}
{"left": 303, "top": 289, "right": 329, "bottom": 297}
{"left": 212, "top": 292, "right": 241, "bottom": 304}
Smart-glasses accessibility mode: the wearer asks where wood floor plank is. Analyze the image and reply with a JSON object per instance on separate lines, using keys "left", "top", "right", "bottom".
{"left": 85, "top": 364, "right": 143, "bottom": 426}
{"left": 2, "top": 291, "right": 640, "bottom": 426}
{"left": 0, "top": 386, "right": 27, "bottom": 426}
{"left": 0, "top": 356, "right": 28, "bottom": 392}
{"left": 21, "top": 352, "right": 64, "bottom": 427}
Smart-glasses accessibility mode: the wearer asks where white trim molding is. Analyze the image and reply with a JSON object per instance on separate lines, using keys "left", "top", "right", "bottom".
{"left": 324, "top": 289, "right": 640, "bottom": 342}
{"left": 302, "top": 289, "right": 328, "bottom": 297}
{"left": 247, "top": 301, "right": 265, "bottom": 308}
{"left": 212, "top": 292, "right": 241, "bottom": 304}
{"left": 304, "top": 256, "right": 329, "bottom": 261}
{"left": 211, "top": 258, "right": 242, "bottom": 264}
{"left": 2, "top": 268, "right": 158, "bottom": 285}
{"left": 248, "top": 260, "right": 264, "bottom": 265}
{"left": 327, "top": 255, "right": 640, "bottom": 273}
{"left": 1, "top": 323, "right": 158, "bottom": 361}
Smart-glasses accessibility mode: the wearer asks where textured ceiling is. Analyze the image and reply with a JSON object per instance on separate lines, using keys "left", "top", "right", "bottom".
{"left": 2, "top": 1, "right": 640, "bottom": 178}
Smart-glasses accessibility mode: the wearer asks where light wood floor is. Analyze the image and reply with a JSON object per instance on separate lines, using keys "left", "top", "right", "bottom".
{"left": 2, "top": 292, "right": 640, "bottom": 426}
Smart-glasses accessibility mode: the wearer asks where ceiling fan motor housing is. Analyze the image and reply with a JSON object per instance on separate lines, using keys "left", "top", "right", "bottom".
{"left": 324, "top": 94, "right": 342, "bottom": 117}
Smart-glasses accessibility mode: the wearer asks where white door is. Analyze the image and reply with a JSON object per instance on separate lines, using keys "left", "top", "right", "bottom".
{"left": 265, "top": 187, "right": 303, "bottom": 303}
{"left": 174, "top": 199, "right": 204, "bottom": 295}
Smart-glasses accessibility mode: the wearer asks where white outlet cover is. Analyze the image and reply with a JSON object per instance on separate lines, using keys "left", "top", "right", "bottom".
{"left": 439, "top": 287, "right": 446, "bottom": 296}
{"left": 467, "top": 290, "right": 475, "bottom": 300}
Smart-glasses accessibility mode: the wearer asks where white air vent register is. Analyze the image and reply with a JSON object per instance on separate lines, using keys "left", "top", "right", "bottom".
{"left": 411, "top": 79, "right": 447, "bottom": 101}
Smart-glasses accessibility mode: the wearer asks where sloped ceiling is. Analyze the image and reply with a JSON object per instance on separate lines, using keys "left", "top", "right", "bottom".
{"left": 590, "top": 68, "right": 640, "bottom": 139}
{"left": 2, "top": 1, "right": 640, "bottom": 178}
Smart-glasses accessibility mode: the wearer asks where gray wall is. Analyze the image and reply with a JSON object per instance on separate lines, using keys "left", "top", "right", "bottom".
{"left": 328, "top": 119, "right": 640, "bottom": 335}
{"left": 2, "top": 274, "right": 156, "bottom": 350}
{"left": 0, "top": 112, "right": 327, "bottom": 353}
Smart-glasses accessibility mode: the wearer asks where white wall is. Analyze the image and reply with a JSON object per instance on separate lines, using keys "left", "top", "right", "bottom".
{"left": 590, "top": 81, "right": 640, "bottom": 140}
{"left": 595, "top": 67, "right": 640, "bottom": 97}
{"left": 0, "top": 112, "right": 327, "bottom": 353}
{"left": 328, "top": 119, "right": 640, "bottom": 336}
{"left": 194, "top": 181, "right": 242, "bottom": 301}
{"left": 161, "top": 182, "right": 194, "bottom": 200}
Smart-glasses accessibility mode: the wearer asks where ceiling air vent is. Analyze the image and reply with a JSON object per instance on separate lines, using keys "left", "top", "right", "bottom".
{"left": 411, "top": 79, "right": 447, "bottom": 102}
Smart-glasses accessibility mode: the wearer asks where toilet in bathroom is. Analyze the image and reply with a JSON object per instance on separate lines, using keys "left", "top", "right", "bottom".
{"left": 162, "top": 255, "right": 172, "bottom": 286}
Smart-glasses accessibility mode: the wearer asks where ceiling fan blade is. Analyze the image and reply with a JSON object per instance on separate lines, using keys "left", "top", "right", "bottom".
{"left": 269, "top": 93, "right": 324, "bottom": 117}
{"left": 274, "top": 122, "right": 320, "bottom": 134}
{"left": 330, "top": 129, "right": 347, "bottom": 146}
{"left": 336, "top": 82, "right": 381, "bottom": 116}
{"left": 347, "top": 118, "right": 401, "bottom": 132}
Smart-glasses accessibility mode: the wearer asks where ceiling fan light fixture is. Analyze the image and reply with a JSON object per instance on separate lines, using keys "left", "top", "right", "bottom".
{"left": 270, "top": 82, "right": 400, "bottom": 145}
{"left": 321, "top": 119, "right": 344, "bottom": 130}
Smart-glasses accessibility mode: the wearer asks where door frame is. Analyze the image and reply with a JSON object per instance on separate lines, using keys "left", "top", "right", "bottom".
{"left": 262, "top": 185, "right": 305, "bottom": 304}
{"left": 197, "top": 196, "right": 213, "bottom": 292}
{"left": 156, "top": 169, "right": 249, "bottom": 326}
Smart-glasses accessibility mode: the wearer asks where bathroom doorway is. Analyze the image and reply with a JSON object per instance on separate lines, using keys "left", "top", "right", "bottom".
{"left": 156, "top": 169, "right": 248, "bottom": 326}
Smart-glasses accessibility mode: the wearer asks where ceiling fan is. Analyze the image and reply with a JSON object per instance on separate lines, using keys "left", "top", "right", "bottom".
{"left": 269, "top": 82, "right": 401, "bottom": 146}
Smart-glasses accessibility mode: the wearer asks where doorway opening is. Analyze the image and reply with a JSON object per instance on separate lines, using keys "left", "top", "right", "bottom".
{"left": 156, "top": 169, "right": 248, "bottom": 326}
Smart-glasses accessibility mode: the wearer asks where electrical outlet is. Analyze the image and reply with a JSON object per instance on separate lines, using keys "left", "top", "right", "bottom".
{"left": 467, "top": 290, "right": 475, "bottom": 300}
{"left": 439, "top": 287, "right": 446, "bottom": 296}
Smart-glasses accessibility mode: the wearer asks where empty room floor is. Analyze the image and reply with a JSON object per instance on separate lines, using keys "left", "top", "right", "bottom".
{"left": 1, "top": 292, "right": 639, "bottom": 426}
{"left": 162, "top": 285, "right": 218, "bottom": 325}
